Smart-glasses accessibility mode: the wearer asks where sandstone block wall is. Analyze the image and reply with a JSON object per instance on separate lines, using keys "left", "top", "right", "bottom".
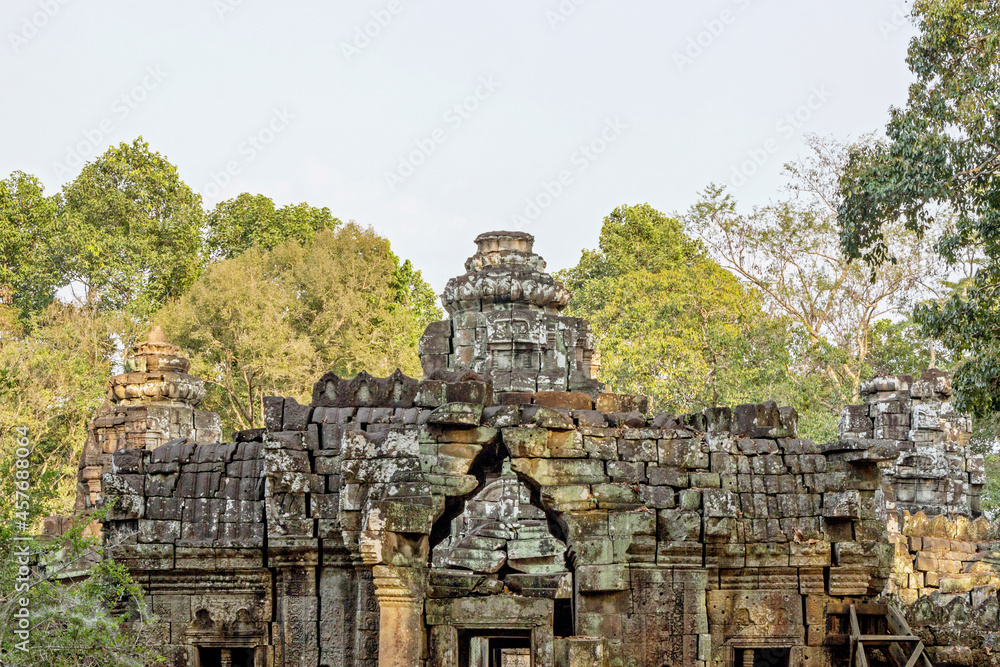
{"left": 839, "top": 369, "right": 983, "bottom": 520}
{"left": 82, "top": 233, "right": 999, "bottom": 667}
{"left": 101, "top": 369, "right": 925, "bottom": 667}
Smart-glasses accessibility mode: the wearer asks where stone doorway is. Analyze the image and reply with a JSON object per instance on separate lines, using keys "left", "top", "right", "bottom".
{"left": 733, "top": 647, "right": 790, "bottom": 667}
{"left": 197, "top": 646, "right": 255, "bottom": 667}
{"left": 459, "top": 629, "right": 533, "bottom": 667}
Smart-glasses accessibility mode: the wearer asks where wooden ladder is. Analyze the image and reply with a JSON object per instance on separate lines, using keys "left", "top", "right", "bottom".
{"left": 848, "top": 603, "right": 933, "bottom": 667}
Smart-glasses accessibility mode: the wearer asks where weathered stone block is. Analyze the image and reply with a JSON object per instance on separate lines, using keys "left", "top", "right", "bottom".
{"left": 639, "top": 485, "right": 675, "bottom": 508}
{"left": 823, "top": 490, "right": 861, "bottom": 519}
{"left": 583, "top": 435, "right": 617, "bottom": 460}
{"left": 658, "top": 438, "right": 708, "bottom": 469}
{"left": 706, "top": 590, "right": 803, "bottom": 636}
{"left": 702, "top": 488, "right": 737, "bottom": 518}
{"left": 607, "top": 461, "right": 645, "bottom": 483}
{"left": 540, "top": 484, "right": 594, "bottom": 511}
{"left": 657, "top": 509, "right": 701, "bottom": 541}
{"left": 511, "top": 458, "right": 606, "bottom": 486}
{"left": 428, "top": 402, "right": 483, "bottom": 426}
{"left": 592, "top": 483, "right": 641, "bottom": 508}
{"left": 577, "top": 564, "right": 629, "bottom": 592}
{"left": 647, "top": 465, "right": 688, "bottom": 487}
{"left": 532, "top": 391, "right": 593, "bottom": 411}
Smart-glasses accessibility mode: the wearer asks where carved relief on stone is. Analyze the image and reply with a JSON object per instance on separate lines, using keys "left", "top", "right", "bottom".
{"left": 431, "top": 462, "right": 568, "bottom": 577}
{"left": 421, "top": 231, "right": 604, "bottom": 397}
{"left": 107, "top": 326, "right": 207, "bottom": 407}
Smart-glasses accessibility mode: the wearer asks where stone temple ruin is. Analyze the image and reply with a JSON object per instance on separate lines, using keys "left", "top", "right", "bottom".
{"left": 68, "top": 231, "right": 1000, "bottom": 667}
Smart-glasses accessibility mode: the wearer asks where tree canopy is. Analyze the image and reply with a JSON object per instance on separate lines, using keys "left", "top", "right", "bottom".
{"left": 205, "top": 193, "right": 341, "bottom": 260}
{"left": 837, "top": 0, "right": 1000, "bottom": 416}
{"left": 156, "top": 224, "right": 440, "bottom": 433}
{"left": 0, "top": 172, "right": 60, "bottom": 319}
{"left": 56, "top": 138, "right": 205, "bottom": 318}
{"left": 687, "top": 136, "right": 946, "bottom": 433}
{"left": 560, "top": 204, "right": 794, "bottom": 419}
{"left": 0, "top": 138, "right": 438, "bottom": 519}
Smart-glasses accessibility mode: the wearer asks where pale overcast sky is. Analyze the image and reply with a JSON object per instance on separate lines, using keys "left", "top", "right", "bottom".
{"left": 0, "top": 0, "right": 917, "bottom": 292}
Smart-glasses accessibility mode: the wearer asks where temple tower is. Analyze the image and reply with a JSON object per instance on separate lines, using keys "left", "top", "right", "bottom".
{"left": 419, "top": 231, "right": 604, "bottom": 398}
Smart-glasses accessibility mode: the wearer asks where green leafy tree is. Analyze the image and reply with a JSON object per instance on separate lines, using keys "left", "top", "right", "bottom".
{"left": 837, "top": 0, "right": 1000, "bottom": 417}
{"left": 560, "top": 204, "right": 796, "bottom": 420}
{"left": 0, "top": 173, "right": 61, "bottom": 320}
{"left": 205, "top": 193, "right": 341, "bottom": 260}
{"left": 158, "top": 224, "right": 441, "bottom": 433}
{"left": 687, "top": 136, "right": 945, "bottom": 437}
{"left": 0, "top": 304, "right": 146, "bottom": 518}
{"left": 56, "top": 138, "right": 205, "bottom": 318}
{"left": 0, "top": 497, "right": 163, "bottom": 666}
{"left": 688, "top": 137, "right": 944, "bottom": 393}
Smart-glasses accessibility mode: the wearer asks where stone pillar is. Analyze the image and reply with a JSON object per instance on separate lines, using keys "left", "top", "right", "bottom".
{"left": 220, "top": 649, "right": 232, "bottom": 667}
{"left": 742, "top": 648, "right": 754, "bottom": 667}
{"left": 373, "top": 565, "right": 425, "bottom": 667}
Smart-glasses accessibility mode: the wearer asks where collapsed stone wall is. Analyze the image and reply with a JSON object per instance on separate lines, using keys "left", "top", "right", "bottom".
{"left": 882, "top": 511, "right": 1000, "bottom": 665}
{"left": 839, "top": 369, "right": 983, "bottom": 520}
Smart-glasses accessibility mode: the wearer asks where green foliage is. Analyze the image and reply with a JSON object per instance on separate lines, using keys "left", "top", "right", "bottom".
{"left": 158, "top": 224, "right": 441, "bottom": 433}
{"left": 0, "top": 499, "right": 163, "bottom": 666}
{"left": 0, "top": 136, "right": 435, "bottom": 486}
{"left": 969, "top": 411, "right": 1000, "bottom": 518}
{"left": 0, "top": 305, "right": 146, "bottom": 517}
{"left": 687, "top": 136, "right": 945, "bottom": 439}
{"left": 0, "top": 173, "right": 61, "bottom": 320}
{"left": 56, "top": 138, "right": 205, "bottom": 318}
{"left": 205, "top": 193, "right": 341, "bottom": 260}
{"left": 560, "top": 204, "right": 795, "bottom": 416}
{"left": 837, "top": 0, "right": 1000, "bottom": 416}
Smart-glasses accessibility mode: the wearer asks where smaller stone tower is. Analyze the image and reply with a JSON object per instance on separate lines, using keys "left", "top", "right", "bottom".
{"left": 419, "top": 231, "right": 604, "bottom": 398}
{"left": 75, "top": 326, "right": 221, "bottom": 512}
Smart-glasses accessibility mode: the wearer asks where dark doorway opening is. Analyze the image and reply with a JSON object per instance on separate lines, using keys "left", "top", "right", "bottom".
{"left": 553, "top": 599, "right": 573, "bottom": 638}
{"left": 232, "top": 648, "right": 255, "bottom": 667}
{"left": 458, "top": 629, "right": 532, "bottom": 667}
{"left": 198, "top": 647, "right": 255, "bottom": 667}
{"left": 199, "top": 647, "right": 221, "bottom": 667}
{"left": 734, "top": 647, "right": 790, "bottom": 667}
